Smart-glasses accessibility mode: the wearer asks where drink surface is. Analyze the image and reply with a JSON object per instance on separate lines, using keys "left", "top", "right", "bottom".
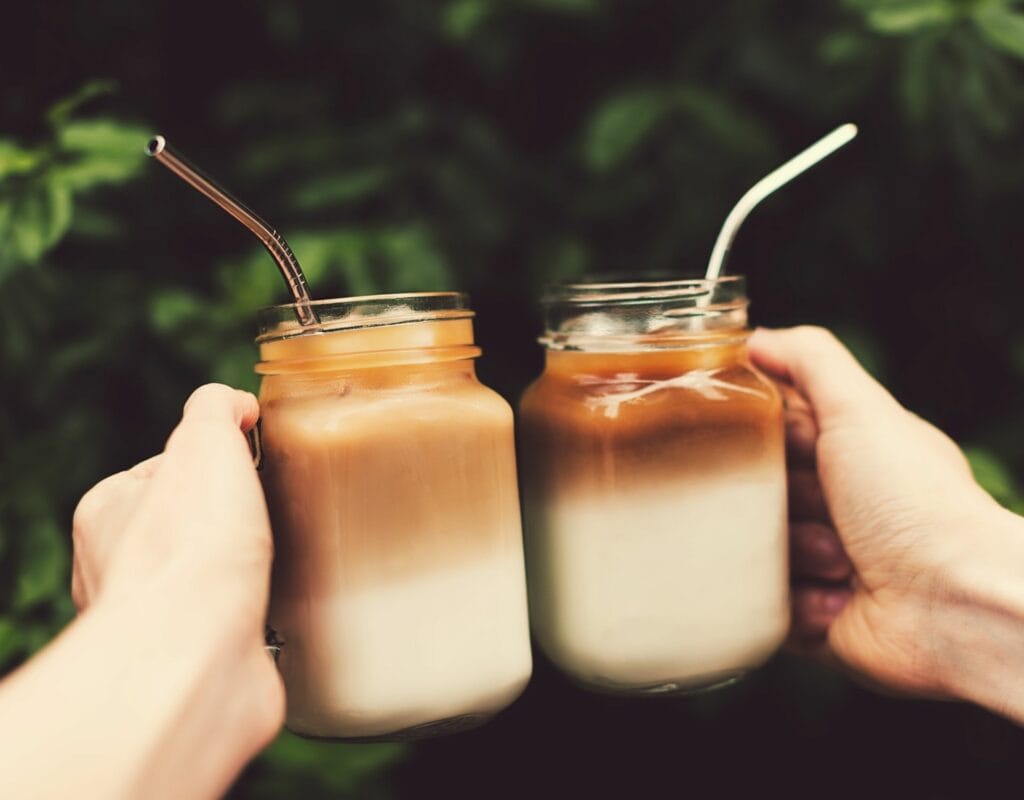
{"left": 258, "top": 320, "right": 532, "bottom": 739}
{"left": 519, "top": 340, "right": 789, "bottom": 692}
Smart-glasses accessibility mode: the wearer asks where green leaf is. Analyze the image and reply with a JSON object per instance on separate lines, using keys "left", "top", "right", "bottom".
{"left": 819, "top": 31, "right": 869, "bottom": 64}
{"left": 149, "top": 289, "right": 209, "bottom": 333}
{"left": 379, "top": 226, "right": 454, "bottom": 291}
{"left": 287, "top": 167, "right": 392, "bottom": 210}
{"left": 0, "top": 179, "right": 73, "bottom": 269}
{"left": 217, "top": 249, "right": 292, "bottom": 315}
{"left": 69, "top": 206, "right": 124, "bottom": 239}
{"left": 672, "top": 86, "right": 772, "bottom": 156}
{"left": 0, "top": 617, "right": 24, "bottom": 667}
{"left": 958, "top": 31, "right": 1013, "bottom": 135}
{"left": 0, "top": 141, "right": 44, "bottom": 181}
{"left": 899, "top": 31, "right": 941, "bottom": 123}
{"left": 290, "top": 230, "right": 376, "bottom": 292}
{"left": 974, "top": 5, "right": 1024, "bottom": 60}
{"left": 211, "top": 342, "right": 261, "bottom": 394}
{"left": 47, "top": 79, "right": 118, "bottom": 127}
{"left": 13, "top": 517, "right": 69, "bottom": 612}
{"left": 54, "top": 118, "right": 149, "bottom": 190}
{"left": 847, "top": 0, "right": 956, "bottom": 34}
{"left": 443, "top": 0, "right": 492, "bottom": 39}
{"left": 255, "top": 731, "right": 406, "bottom": 795}
{"left": 583, "top": 88, "right": 674, "bottom": 171}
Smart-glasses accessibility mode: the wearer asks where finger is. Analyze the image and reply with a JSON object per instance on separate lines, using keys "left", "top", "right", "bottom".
{"left": 748, "top": 327, "right": 900, "bottom": 429}
{"left": 790, "top": 521, "right": 853, "bottom": 581}
{"left": 791, "top": 584, "right": 851, "bottom": 639}
{"left": 144, "top": 385, "right": 271, "bottom": 555}
{"left": 182, "top": 384, "right": 260, "bottom": 431}
{"left": 787, "top": 469, "right": 831, "bottom": 524}
{"left": 165, "top": 385, "right": 260, "bottom": 460}
{"left": 780, "top": 384, "right": 817, "bottom": 468}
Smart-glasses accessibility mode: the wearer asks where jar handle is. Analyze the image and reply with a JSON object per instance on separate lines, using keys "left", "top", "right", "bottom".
{"left": 246, "top": 419, "right": 264, "bottom": 471}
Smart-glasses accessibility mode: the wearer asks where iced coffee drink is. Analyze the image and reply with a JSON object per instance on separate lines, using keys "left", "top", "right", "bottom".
{"left": 256, "top": 293, "right": 532, "bottom": 740}
{"left": 519, "top": 277, "right": 788, "bottom": 694}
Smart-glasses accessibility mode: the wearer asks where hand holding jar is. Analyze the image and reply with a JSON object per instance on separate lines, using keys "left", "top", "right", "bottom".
{"left": 0, "top": 386, "right": 286, "bottom": 800}
{"left": 750, "top": 326, "right": 1024, "bottom": 720}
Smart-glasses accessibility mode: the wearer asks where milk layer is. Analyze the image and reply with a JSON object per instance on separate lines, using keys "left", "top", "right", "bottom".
{"left": 527, "top": 467, "right": 788, "bottom": 690}
{"left": 277, "top": 554, "right": 532, "bottom": 738}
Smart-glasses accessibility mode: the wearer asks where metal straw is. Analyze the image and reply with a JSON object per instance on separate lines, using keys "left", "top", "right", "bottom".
{"left": 146, "top": 134, "right": 319, "bottom": 327}
{"left": 705, "top": 123, "right": 858, "bottom": 281}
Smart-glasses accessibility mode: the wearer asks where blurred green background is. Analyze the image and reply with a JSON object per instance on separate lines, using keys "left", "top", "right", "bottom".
{"left": 3, "top": 0, "right": 1024, "bottom": 797}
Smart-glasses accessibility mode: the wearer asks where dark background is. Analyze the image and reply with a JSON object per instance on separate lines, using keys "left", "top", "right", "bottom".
{"left": 3, "top": 1, "right": 1024, "bottom": 797}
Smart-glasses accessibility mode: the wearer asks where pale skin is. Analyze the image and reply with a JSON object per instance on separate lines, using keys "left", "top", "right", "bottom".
{"left": 748, "top": 326, "right": 1024, "bottom": 719}
{"left": 0, "top": 385, "right": 284, "bottom": 800}
{"left": 1, "top": 327, "right": 1024, "bottom": 798}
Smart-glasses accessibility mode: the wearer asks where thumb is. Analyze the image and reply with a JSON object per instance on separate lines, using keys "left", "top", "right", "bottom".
{"left": 747, "top": 326, "right": 901, "bottom": 429}
{"left": 164, "top": 384, "right": 260, "bottom": 460}
{"left": 181, "top": 383, "right": 260, "bottom": 431}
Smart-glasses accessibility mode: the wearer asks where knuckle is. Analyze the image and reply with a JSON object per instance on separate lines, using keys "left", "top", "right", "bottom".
{"left": 70, "top": 576, "right": 87, "bottom": 612}
{"left": 72, "top": 492, "right": 101, "bottom": 545}
{"left": 71, "top": 471, "right": 129, "bottom": 548}
{"left": 183, "top": 383, "right": 235, "bottom": 415}
{"left": 793, "top": 325, "right": 838, "bottom": 349}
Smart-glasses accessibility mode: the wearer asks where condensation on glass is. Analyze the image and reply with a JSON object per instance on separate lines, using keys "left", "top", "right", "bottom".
{"left": 519, "top": 277, "right": 789, "bottom": 695}
{"left": 255, "top": 293, "right": 532, "bottom": 740}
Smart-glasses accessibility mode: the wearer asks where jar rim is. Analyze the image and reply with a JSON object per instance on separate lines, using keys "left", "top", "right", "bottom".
{"left": 538, "top": 275, "right": 748, "bottom": 352}
{"left": 542, "top": 275, "right": 745, "bottom": 306}
{"left": 256, "top": 291, "right": 473, "bottom": 343}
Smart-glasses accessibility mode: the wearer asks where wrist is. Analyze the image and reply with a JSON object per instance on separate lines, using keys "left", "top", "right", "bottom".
{"left": 0, "top": 585, "right": 282, "bottom": 800}
{"left": 88, "top": 574, "right": 283, "bottom": 778}
{"left": 94, "top": 550, "right": 268, "bottom": 645}
{"left": 923, "top": 501, "right": 1024, "bottom": 720}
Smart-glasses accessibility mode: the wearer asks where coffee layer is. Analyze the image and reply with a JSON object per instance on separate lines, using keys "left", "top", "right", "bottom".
{"left": 519, "top": 361, "right": 784, "bottom": 498}
{"left": 261, "top": 379, "right": 523, "bottom": 590}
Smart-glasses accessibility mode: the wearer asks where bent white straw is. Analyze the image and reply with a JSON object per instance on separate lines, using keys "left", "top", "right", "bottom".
{"left": 705, "top": 123, "right": 858, "bottom": 281}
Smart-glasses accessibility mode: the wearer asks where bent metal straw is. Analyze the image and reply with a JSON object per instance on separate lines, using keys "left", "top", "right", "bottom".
{"left": 147, "top": 134, "right": 319, "bottom": 327}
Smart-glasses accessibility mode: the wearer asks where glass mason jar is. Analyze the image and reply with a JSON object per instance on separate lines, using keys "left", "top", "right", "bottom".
{"left": 255, "top": 293, "right": 532, "bottom": 741}
{"left": 518, "top": 277, "right": 788, "bottom": 695}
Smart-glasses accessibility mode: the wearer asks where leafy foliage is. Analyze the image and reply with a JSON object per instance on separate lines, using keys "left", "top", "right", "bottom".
{"left": 0, "top": 81, "right": 147, "bottom": 274}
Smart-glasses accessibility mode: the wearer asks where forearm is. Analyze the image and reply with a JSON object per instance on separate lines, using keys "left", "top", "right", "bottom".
{"left": 928, "top": 505, "right": 1024, "bottom": 723}
{"left": 0, "top": 589, "right": 275, "bottom": 799}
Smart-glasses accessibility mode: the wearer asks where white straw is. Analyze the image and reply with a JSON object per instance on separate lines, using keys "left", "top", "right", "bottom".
{"left": 705, "top": 123, "right": 858, "bottom": 281}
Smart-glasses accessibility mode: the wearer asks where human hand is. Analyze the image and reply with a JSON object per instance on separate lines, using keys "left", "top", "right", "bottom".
{"left": 70, "top": 383, "right": 283, "bottom": 732}
{"left": 0, "top": 385, "right": 284, "bottom": 800}
{"left": 748, "top": 326, "right": 1013, "bottom": 699}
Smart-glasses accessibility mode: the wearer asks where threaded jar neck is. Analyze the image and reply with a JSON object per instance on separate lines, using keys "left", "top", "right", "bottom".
{"left": 540, "top": 276, "right": 748, "bottom": 352}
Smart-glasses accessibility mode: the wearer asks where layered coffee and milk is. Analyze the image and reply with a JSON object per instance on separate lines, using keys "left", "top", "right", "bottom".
{"left": 519, "top": 279, "right": 788, "bottom": 694}
{"left": 256, "top": 295, "right": 532, "bottom": 739}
